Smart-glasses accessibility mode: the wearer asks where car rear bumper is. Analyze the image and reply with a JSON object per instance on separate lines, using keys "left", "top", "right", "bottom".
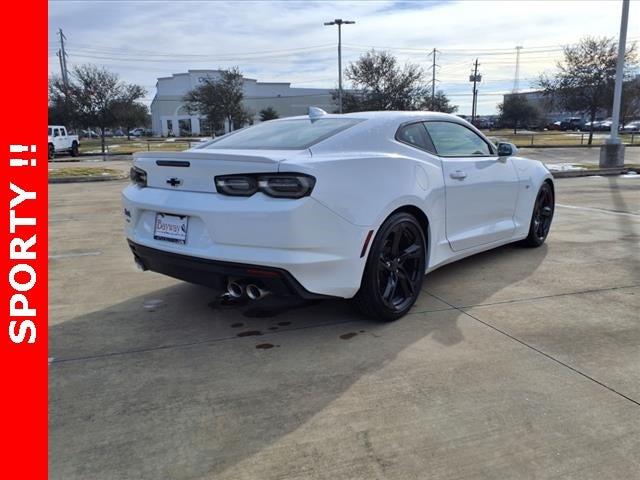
{"left": 122, "top": 185, "right": 371, "bottom": 298}
{"left": 128, "top": 240, "right": 331, "bottom": 299}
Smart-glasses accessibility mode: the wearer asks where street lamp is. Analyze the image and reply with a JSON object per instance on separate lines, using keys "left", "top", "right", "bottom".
{"left": 601, "top": 0, "right": 630, "bottom": 168}
{"left": 324, "top": 18, "right": 355, "bottom": 114}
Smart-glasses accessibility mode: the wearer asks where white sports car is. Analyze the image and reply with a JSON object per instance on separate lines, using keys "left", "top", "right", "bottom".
{"left": 122, "top": 109, "right": 554, "bottom": 320}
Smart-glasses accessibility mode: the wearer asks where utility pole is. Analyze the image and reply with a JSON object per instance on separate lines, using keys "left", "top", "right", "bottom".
{"left": 600, "top": 0, "right": 629, "bottom": 167}
{"left": 469, "top": 59, "right": 481, "bottom": 123}
{"left": 57, "top": 28, "right": 69, "bottom": 89}
{"left": 324, "top": 18, "right": 355, "bottom": 114}
{"left": 429, "top": 48, "right": 439, "bottom": 109}
{"left": 513, "top": 46, "right": 523, "bottom": 93}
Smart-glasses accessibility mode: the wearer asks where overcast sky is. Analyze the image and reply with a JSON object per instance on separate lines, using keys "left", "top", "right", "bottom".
{"left": 48, "top": 0, "right": 640, "bottom": 115}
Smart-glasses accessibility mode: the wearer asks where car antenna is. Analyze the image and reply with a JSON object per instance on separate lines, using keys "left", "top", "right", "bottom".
{"left": 308, "top": 106, "right": 327, "bottom": 122}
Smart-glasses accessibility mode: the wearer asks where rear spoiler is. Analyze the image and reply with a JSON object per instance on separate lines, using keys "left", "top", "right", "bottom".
{"left": 133, "top": 151, "right": 283, "bottom": 164}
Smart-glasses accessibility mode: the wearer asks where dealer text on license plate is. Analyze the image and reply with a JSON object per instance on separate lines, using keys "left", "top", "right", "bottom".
{"left": 154, "top": 213, "right": 188, "bottom": 244}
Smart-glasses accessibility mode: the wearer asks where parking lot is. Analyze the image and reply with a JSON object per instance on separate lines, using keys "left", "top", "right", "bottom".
{"left": 49, "top": 175, "right": 639, "bottom": 479}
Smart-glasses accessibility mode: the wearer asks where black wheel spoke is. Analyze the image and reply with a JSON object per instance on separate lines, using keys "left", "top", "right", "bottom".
{"left": 391, "top": 226, "right": 403, "bottom": 256}
{"left": 382, "top": 274, "right": 398, "bottom": 305}
{"left": 397, "top": 243, "right": 421, "bottom": 264}
{"left": 397, "top": 267, "right": 415, "bottom": 297}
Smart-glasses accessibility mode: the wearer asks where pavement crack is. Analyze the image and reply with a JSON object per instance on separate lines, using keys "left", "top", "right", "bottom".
{"left": 49, "top": 318, "right": 360, "bottom": 365}
{"left": 424, "top": 289, "right": 640, "bottom": 409}
{"left": 457, "top": 284, "right": 640, "bottom": 310}
{"left": 556, "top": 203, "right": 639, "bottom": 217}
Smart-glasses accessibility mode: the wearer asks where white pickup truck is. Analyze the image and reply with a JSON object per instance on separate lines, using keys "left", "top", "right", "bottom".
{"left": 48, "top": 125, "right": 80, "bottom": 159}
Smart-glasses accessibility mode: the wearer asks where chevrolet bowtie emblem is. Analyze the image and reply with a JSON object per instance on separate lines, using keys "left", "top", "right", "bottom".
{"left": 166, "top": 177, "right": 182, "bottom": 187}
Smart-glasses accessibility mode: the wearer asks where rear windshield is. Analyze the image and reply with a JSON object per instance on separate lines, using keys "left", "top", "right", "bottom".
{"left": 200, "top": 118, "right": 362, "bottom": 150}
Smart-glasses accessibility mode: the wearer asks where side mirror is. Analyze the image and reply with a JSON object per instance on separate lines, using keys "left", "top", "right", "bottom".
{"left": 497, "top": 142, "right": 517, "bottom": 157}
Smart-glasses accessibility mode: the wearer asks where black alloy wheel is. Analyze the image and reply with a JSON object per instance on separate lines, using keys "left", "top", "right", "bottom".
{"left": 524, "top": 182, "right": 554, "bottom": 247}
{"left": 353, "top": 212, "right": 426, "bottom": 321}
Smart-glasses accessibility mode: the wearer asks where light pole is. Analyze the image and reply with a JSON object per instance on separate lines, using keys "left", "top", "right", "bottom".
{"left": 324, "top": 18, "right": 355, "bottom": 113}
{"left": 601, "top": 0, "right": 630, "bottom": 168}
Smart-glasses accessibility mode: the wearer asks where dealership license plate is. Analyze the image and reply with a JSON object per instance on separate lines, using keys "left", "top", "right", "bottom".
{"left": 154, "top": 213, "right": 188, "bottom": 244}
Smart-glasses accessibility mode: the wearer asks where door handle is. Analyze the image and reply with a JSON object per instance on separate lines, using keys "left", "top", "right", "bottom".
{"left": 450, "top": 170, "right": 467, "bottom": 180}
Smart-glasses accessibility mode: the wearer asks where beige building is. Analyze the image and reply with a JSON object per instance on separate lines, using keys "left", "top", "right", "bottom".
{"left": 150, "top": 70, "right": 334, "bottom": 136}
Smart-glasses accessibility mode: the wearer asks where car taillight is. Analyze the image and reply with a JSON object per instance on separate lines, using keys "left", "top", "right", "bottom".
{"left": 130, "top": 166, "right": 147, "bottom": 187}
{"left": 214, "top": 176, "right": 258, "bottom": 196}
{"left": 214, "top": 173, "right": 315, "bottom": 199}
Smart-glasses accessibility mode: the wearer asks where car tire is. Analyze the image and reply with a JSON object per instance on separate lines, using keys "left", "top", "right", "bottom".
{"left": 48, "top": 143, "right": 54, "bottom": 160}
{"left": 522, "top": 182, "right": 554, "bottom": 247}
{"left": 352, "top": 212, "right": 426, "bottom": 321}
{"left": 70, "top": 141, "right": 79, "bottom": 157}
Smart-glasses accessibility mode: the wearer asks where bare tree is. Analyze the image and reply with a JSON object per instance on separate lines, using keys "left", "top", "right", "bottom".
{"left": 539, "top": 37, "right": 637, "bottom": 145}
{"left": 49, "top": 65, "right": 146, "bottom": 153}
{"left": 336, "top": 50, "right": 427, "bottom": 112}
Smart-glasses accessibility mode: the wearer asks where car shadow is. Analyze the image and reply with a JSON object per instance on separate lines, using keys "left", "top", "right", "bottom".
{"left": 49, "top": 241, "right": 547, "bottom": 479}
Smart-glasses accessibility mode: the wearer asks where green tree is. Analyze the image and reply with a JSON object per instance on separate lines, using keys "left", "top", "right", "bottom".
{"left": 184, "top": 67, "right": 250, "bottom": 132}
{"left": 335, "top": 50, "right": 427, "bottom": 112}
{"left": 539, "top": 36, "right": 637, "bottom": 145}
{"left": 497, "top": 94, "right": 540, "bottom": 134}
{"left": 49, "top": 65, "right": 146, "bottom": 153}
{"left": 259, "top": 106, "right": 279, "bottom": 121}
{"left": 420, "top": 90, "right": 458, "bottom": 113}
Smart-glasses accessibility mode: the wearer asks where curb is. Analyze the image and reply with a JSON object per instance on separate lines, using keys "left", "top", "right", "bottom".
{"left": 48, "top": 175, "right": 127, "bottom": 184}
{"left": 516, "top": 144, "right": 639, "bottom": 149}
{"left": 551, "top": 168, "right": 634, "bottom": 178}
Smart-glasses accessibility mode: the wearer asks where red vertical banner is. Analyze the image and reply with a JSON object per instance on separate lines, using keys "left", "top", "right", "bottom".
{"left": 1, "top": 0, "right": 48, "bottom": 477}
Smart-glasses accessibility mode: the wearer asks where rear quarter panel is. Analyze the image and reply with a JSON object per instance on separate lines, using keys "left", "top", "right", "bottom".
{"left": 511, "top": 156, "right": 554, "bottom": 238}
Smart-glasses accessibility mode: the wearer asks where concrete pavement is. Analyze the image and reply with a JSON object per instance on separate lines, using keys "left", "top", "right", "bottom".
{"left": 519, "top": 146, "right": 640, "bottom": 166}
{"left": 49, "top": 176, "right": 640, "bottom": 479}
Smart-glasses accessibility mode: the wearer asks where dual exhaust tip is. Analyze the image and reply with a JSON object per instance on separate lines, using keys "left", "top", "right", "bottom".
{"left": 227, "top": 280, "right": 270, "bottom": 301}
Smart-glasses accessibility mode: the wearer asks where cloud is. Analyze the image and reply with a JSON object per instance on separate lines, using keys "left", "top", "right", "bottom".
{"left": 48, "top": 0, "right": 640, "bottom": 114}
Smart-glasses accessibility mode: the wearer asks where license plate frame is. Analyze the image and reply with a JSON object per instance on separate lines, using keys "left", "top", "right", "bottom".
{"left": 154, "top": 213, "right": 189, "bottom": 244}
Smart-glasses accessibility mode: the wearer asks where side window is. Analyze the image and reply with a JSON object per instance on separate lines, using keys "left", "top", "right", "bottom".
{"left": 424, "top": 121, "right": 492, "bottom": 156}
{"left": 48, "top": 128, "right": 52, "bottom": 136}
{"left": 54, "top": 128, "right": 60, "bottom": 137}
{"left": 395, "top": 123, "right": 435, "bottom": 153}
{"left": 60, "top": 128, "right": 66, "bottom": 136}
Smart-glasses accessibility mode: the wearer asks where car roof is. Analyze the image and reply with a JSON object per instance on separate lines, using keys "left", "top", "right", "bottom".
{"left": 271, "top": 110, "right": 470, "bottom": 128}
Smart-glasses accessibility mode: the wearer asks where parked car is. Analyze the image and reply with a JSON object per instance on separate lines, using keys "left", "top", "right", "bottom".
{"left": 129, "top": 128, "right": 151, "bottom": 137}
{"left": 621, "top": 120, "right": 640, "bottom": 133}
{"left": 48, "top": 125, "right": 80, "bottom": 159}
{"left": 80, "top": 129, "right": 99, "bottom": 139}
{"left": 546, "top": 121, "right": 562, "bottom": 131}
{"left": 560, "top": 117, "right": 583, "bottom": 131}
{"left": 123, "top": 110, "right": 554, "bottom": 320}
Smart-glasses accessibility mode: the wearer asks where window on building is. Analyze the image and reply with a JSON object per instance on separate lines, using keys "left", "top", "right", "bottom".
{"left": 199, "top": 118, "right": 213, "bottom": 136}
{"left": 178, "top": 119, "right": 192, "bottom": 137}
{"left": 166, "top": 120, "right": 173, "bottom": 136}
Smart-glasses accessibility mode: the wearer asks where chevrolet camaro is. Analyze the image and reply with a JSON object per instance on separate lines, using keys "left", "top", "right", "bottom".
{"left": 122, "top": 109, "right": 554, "bottom": 320}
